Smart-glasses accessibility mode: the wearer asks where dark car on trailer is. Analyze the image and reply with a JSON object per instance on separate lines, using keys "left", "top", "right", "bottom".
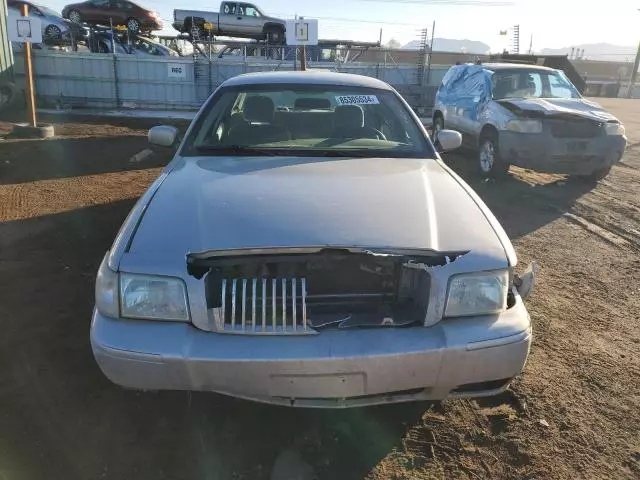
{"left": 61, "top": 0, "right": 162, "bottom": 32}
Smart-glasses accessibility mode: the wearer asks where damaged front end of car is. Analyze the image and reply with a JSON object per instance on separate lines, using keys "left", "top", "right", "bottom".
{"left": 186, "top": 247, "right": 537, "bottom": 335}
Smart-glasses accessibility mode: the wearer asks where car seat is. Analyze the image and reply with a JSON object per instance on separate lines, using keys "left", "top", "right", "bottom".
{"left": 331, "top": 105, "right": 384, "bottom": 139}
{"left": 226, "top": 96, "right": 291, "bottom": 145}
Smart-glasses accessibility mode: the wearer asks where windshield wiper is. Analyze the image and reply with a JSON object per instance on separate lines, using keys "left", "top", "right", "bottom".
{"left": 194, "top": 145, "right": 280, "bottom": 156}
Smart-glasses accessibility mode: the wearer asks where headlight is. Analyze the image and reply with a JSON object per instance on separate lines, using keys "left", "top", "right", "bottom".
{"left": 505, "top": 119, "right": 543, "bottom": 134}
{"left": 445, "top": 270, "right": 509, "bottom": 317}
{"left": 95, "top": 253, "right": 119, "bottom": 318}
{"left": 605, "top": 122, "right": 625, "bottom": 136}
{"left": 120, "top": 273, "right": 190, "bottom": 321}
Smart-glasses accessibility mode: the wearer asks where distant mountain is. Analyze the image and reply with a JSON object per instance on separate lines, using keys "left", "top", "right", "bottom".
{"left": 540, "top": 43, "right": 637, "bottom": 62}
{"left": 402, "top": 38, "right": 491, "bottom": 54}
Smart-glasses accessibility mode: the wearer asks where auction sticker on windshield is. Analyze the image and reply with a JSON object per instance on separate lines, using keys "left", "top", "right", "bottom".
{"left": 336, "top": 95, "right": 380, "bottom": 105}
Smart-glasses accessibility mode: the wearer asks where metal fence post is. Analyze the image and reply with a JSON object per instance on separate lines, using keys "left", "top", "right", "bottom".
{"left": 112, "top": 53, "right": 120, "bottom": 108}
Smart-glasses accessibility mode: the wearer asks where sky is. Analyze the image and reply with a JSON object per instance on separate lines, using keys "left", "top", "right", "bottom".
{"left": 44, "top": 0, "right": 640, "bottom": 52}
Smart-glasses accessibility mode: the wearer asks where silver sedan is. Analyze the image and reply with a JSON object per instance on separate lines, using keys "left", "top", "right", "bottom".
{"left": 91, "top": 71, "right": 535, "bottom": 408}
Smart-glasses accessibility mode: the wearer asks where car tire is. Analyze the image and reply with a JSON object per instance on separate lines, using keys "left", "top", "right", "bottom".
{"left": 68, "top": 9, "right": 82, "bottom": 24}
{"left": 44, "top": 24, "right": 62, "bottom": 42}
{"left": 126, "top": 17, "right": 141, "bottom": 32}
{"left": 478, "top": 131, "right": 509, "bottom": 178}
{"left": 266, "top": 28, "right": 284, "bottom": 45}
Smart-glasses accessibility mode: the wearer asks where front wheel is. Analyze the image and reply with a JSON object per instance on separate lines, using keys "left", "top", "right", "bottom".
{"left": 478, "top": 132, "right": 510, "bottom": 178}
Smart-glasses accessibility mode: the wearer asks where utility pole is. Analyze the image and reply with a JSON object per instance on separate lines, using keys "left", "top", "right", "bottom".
{"left": 628, "top": 41, "right": 640, "bottom": 98}
{"left": 21, "top": 4, "right": 36, "bottom": 127}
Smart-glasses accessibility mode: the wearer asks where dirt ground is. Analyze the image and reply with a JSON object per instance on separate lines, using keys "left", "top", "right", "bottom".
{"left": 0, "top": 102, "right": 639, "bottom": 480}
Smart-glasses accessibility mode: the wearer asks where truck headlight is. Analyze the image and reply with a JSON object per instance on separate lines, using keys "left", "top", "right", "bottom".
{"left": 95, "top": 253, "right": 119, "bottom": 318}
{"left": 506, "top": 119, "right": 543, "bottom": 134}
{"left": 605, "top": 122, "right": 625, "bottom": 136}
{"left": 120, "top": 273, "right": 190, "bottom": 321}
{"left": 444, "top": 270, "right": 509, "bottom": 317}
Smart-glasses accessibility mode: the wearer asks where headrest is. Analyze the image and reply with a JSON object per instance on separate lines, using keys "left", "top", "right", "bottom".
{"left": 333, "top": 105, "right": 365, "bottom": 128}
{"left": 294, "top": 97, "right": 331, "bottom": 110}
{"left": 244, "top": 96, "right": 275, "bottom": 122}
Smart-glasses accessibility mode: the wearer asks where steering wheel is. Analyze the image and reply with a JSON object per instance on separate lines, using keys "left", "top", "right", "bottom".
{"left": 367, "top": 128, "right": 387, "bottom": 140}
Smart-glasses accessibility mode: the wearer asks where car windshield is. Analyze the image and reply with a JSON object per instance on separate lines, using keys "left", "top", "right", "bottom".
{"left": 183, "top": 84, "right": 434, "bottom": 158}
{"left": 491, "top": 69, "right": 581, "bottom": 100}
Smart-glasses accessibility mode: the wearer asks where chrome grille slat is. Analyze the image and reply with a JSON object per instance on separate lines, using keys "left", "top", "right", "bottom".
{"left": 241, "top": 278, "right": 247, "bottom": 329}
{"left": 261, "top": 278, "right": 266, "bottom": 331}
{"left": 231, "top": 279, "right": 237, "bottom": 328}
{"left": 252, "top": 278, "right": 257, "bottom": 331}
{"left": 292, "top": 278, "right": 297, "bottom": 330}
{"left": 272, "top": 278, "right": 276, "bottom": 330}
{"left": 217, "top": 276, "right": 312, "bottom": 335}
{"left": 302, "top": 278, "right": 307, "bottom": 331}
{"left": 220, "top": 278, "right": 227, "bottom": 329}
{"left": 281, "top": 278, "right": 286, "bottom": 330}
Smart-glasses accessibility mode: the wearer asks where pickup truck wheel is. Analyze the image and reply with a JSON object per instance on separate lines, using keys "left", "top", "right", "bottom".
{"left": 478, "top": 132, "right": 509, "bottom": 178}
{"left": 190, "top": 24, "right": 206, "bottom": 40}
{"left": 266, "top": 28, "right": 284, "bottom": 45}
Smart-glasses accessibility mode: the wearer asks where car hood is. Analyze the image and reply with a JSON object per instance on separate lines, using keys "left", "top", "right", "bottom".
{"left": 127, "top": 156, "right": 508, "bottom": 267}
{"left": 497, "top": 97, "right": 619, "bottom": 122}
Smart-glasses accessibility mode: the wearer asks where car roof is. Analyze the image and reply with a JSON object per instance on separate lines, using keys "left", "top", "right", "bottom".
{"left": 221, "top": 71, "right": 394, "bottom": 90}
{"left": 479, "top": 62, "right": 557, "bottom": 73}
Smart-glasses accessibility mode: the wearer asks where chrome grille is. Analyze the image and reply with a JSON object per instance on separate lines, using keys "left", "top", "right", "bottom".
{"left": 214, "top": 277, "right": 313, "bottom": 335}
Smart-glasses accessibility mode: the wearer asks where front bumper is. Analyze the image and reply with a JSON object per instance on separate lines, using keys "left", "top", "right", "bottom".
{"left": 91, "top": 294, "right": 531, "bottom": 408}
{"left": 500, "top": 131, "right": 627, "bottom": 174}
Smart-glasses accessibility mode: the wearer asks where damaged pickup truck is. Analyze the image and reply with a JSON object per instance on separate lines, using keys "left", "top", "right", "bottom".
{"left": 91, "top": 71, "right": 535, "bottom": 408}
{"left": 433, "top": 63, "right": 627, "bottom": 179}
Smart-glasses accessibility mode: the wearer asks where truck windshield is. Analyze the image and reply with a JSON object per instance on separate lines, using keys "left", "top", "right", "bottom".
{"left": 182, "top": 84, "right": 434, "bottom": 158}
{"left": 492, "top": 70, "right": 581, "bottom": 100}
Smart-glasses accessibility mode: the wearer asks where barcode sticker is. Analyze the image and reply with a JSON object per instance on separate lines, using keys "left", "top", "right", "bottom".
{"left": 335, "top": 95, "right": 380, "bottom": 106}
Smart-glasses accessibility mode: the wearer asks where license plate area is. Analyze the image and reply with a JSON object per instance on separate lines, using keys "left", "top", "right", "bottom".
{"left": 566, "top": 141, "right": 588, "bottom": 153}
{"left": 269, "top": 373, "right": 366, "bottom": 398}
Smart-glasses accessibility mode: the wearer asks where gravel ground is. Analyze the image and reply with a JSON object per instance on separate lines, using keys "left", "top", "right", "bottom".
{"left": 0, "top": 102, "right": 639, "bottom": 480}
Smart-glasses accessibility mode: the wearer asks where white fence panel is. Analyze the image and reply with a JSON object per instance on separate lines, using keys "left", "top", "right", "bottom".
{"left": 13, "top": 50, "right": 449, "bottom": 111}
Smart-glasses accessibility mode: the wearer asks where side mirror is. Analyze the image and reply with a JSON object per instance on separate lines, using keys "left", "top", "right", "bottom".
{"left": 148, "top": 125, "right": 179, "bottom": 147}
{"left": 436, "top": 129, "right": 462, "bottom": 152}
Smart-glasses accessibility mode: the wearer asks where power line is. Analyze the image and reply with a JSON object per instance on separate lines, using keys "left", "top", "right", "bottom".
{"left": 352, "top": 0, "right": 514, "bottom": 5}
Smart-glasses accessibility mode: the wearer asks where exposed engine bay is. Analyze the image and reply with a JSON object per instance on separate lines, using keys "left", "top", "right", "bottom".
{"left": 187, "top": 248, "right": 463, "bottom": 334}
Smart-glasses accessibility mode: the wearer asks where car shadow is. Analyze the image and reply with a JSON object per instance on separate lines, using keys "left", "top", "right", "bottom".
{"left": 0, "top": 135, "right": 174, "bottom": 184}
{"left": 442, "top": 151, "right": 599, "bottom": 239}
